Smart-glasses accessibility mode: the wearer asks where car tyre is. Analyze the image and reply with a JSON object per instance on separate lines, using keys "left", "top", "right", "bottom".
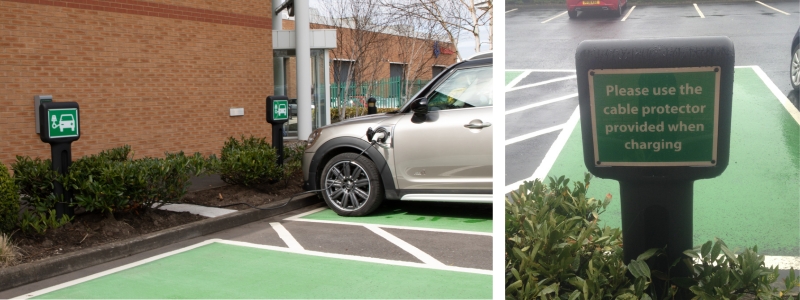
{"left": 792, "top": 43, "right": 800, "bottom": 91}
{"left": 568, "top": 10, "right": 577, "bottom": 18}
{"left": 320, "top": 153, "right": 384, "bottom": 216}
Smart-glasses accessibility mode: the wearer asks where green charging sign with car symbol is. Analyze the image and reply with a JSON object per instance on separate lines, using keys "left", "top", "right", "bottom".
{"left": 589, "top": 67, "right": 720, "bottom": 167}
{"left": 272, "top": 99, "right": 289, "bottom": 121}
{"left": 47, "top": 108, "right": 79, "bottom": 139}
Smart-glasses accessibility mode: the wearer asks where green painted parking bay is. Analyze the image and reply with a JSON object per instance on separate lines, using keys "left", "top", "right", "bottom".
{"left": 28, "top": 240, "right": 491, "bottom": 299}
{"left": 541, "top": 67, "right": 799, "bottom": 255}
{"left": 297, "top": 205, "right": 492, "bottom": 233}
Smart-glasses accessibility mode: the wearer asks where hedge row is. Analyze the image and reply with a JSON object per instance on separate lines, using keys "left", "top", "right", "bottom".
{"left": 1, "top": 136, "right": 304, "bottom": 235}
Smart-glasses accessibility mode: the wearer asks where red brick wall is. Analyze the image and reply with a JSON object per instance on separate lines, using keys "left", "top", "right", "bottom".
{"left": 0, "top": 0, "right": 274, "bottom": 167}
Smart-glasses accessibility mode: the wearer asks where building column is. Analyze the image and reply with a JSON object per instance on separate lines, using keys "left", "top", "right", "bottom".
{"left": 324, "top": 49, "right": 331, "bottom": 125}
{"left": 272, "top": 0, "right": 285, "bottom": 96}
{"left": 295, "top": 0, "right": 312, "bottom": 140}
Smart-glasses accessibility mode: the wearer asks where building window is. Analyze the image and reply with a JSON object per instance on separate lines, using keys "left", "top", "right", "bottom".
{"left": 334, "top": 60, "right": 354, "bottom": 83}
{"left": 390, "top": 63, "right": 406, "bottom": 80}
{"left": 432, "top": 65, "right": 446, "bottom": 78}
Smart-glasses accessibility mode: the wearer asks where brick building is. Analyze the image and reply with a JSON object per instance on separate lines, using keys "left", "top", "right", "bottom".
{"left": 0, "top": 0, "right": 457, "bottom": 167}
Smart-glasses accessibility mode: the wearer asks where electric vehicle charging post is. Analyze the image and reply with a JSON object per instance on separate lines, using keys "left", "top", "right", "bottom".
{"left": 38, "top": 101, "right": 81, "bottom": 219}
{"left": 575, "top": 37, "right": 734, "bottom": 278}
{"left": 267, "top": 95, "right": 290, "bottom": 166}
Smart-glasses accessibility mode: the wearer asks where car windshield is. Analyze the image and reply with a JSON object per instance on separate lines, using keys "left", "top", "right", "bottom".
{"left": 427, "top": 66, "right": 493, "bottom": 110}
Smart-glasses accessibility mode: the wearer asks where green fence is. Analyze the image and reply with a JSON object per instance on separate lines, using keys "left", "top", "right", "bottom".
{"left": 330, "top": 77, "right": 429, "bottom": 109}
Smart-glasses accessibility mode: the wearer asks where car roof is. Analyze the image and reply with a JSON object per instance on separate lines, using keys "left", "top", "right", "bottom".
{"left": 466, "top": 51, "right": 493, "bottom": 61}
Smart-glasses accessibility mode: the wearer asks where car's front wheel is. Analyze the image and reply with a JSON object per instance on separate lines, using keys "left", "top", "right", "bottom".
{"left": 320, "top": 153, "right": 384, "bottom": 216}
{"left": 791, "top": 43, "right": 800, "bottom": 90}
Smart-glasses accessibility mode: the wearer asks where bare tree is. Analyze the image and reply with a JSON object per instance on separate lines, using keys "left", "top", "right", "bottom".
{"left": 385, "top": 10, "right": 451, "bottom": 102}
{"left": 316, "top": 0, "right": 391, "bottom": 121}
{"left": 384, "top": 0, "right": 493, "bottom": 60}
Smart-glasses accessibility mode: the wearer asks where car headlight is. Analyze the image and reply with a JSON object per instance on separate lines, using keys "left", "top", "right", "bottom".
{"left": 306, "top": 128, "right": 323, "bottom": 148}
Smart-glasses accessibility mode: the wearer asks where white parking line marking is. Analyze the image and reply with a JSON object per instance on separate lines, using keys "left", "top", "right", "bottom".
{"left": 505, "top": 107, "right": 580, "bottom": 193}
{"left": 506, "top": 70, "right": 532, "bottom": 89}
{"left": 284, "top": 206, "right": 327, "bottom": 220}
{"left": 286, "top": 215, "right": 492, "bottom": 236}
{"left": 542, "top": 11, "right": 568, "bottom": 23}
{"left": 693, "top": 3, "right": 705, "bottom": 18}
{"left": 750, "top": 65, "right": 800, "bottom": 125}
{"left": 506, "top": 8, "right": 518, "bottom": 13}
{"left": 365, "top": 225, "right": 445, "bottom": 266}
{"left": 506, "top": 93, "right": 578, "bottom": 115}
{"left": 14, "top": 238, "right": 492, "bottom": 299}
{"left": 505, "top": 124, "right": 565, "bottom": 146}
{"left": 765, "top": 255, "right": 800, "bottom": 270}
{"left": 621, "top": 5, "right": 636, "bottom": 21}
{"left": 270, "top": 222, "right": 304, "bottom": 250}
{"left": 506, "top": 74, "right": 577, "bottom": 92}
{"left": 755, "top": 1, "right": 790, "bottom": 15}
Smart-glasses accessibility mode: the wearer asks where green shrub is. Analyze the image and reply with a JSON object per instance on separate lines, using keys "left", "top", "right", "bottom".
{"left": 0, "top": 163, "right": 20, "bottom": 234}
{"left": 280, "top": 142, "right": 306, "bottom": 187}
{"left": 506, "top": 175, "right": 800, "bottom": 299}
{"left": 20, "top": 209, "right": 72, "bottom": 235}
{"left": 12, "top": 156, "right": 58, "bottom": 216}
{"left": 218, "top": 136, "right": 281, "bottom": 187}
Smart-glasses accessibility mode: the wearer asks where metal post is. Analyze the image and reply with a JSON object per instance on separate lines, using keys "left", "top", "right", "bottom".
{"left": 295, "top": 0, "right": 312, "bottom": 140}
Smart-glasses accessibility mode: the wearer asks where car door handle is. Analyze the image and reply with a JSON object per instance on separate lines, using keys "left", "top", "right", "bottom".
{"left": 464, "top": 121, "right": 492, "bottom": 129}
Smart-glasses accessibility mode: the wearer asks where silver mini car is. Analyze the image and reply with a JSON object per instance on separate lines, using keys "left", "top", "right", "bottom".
{"left": 302, "top": 52, "right": 493, "bottom": 216}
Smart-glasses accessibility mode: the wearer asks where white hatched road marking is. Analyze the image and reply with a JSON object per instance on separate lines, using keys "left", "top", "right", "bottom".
{"left": 284, "top": 208, "right": 492, "bottom": 236}
{"left": 506, "top": 74, "right": 577, "bottom": 92}
{"left": 506, "top": 93, "right": 578, "bottom": 115}
{"left": 755, "top": 1, "right": 790, "bottom": 15}
{"left": 506, "top": 70, "right": 532, "bottom": 89}
{"left": 694, "top": 3, "right": 705, "bottom": 18}
{"left": 505, "top": 124, "right": 565, "bottom": 146}
{"left": 270, "top": 222, "right": 304, "bottom": 250}
{"left": 542, "top": 11, "right": 568, "bottom": 23}
{"left": 621, "top": 5, "right": 636, "bottom": 21}
{"left": 364, "top": 225, "right": 445, "bottom": 266}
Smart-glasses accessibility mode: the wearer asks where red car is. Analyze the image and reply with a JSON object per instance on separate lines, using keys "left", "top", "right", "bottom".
{"left": 567, "top": 0, "right": 627, "bottom": 18}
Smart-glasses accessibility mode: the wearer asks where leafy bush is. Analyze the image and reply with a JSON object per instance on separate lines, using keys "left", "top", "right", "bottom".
{"left": 280, "top": 142, "right": 306, "bottom": 187}
{"left": 66, "top": 146, "right": 214, "bottom": 218}
{"left": 506, "top": 175, "right": 800, "bottom": 299}
{"left": 19, "top": 209, "right": 72, "bottom": 235}
{"left": 12, "top": 156, "right": 57, "bottom": 214}
{"left": 0, "top": 163, "right": 19, "bottom": 234}
{"left": 218, "top": 136, "right": 281, "bottom": 187}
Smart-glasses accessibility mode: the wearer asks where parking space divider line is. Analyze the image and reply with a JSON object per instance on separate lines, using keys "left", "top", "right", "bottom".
{"left": 541, "top": 11, "right": 568, "bottom": 23}
{"left": 506, "top": 69, "right": 576, "bottom": 72}
{"left": 270, "top": 222, "right": 304, "bottom": 250}
{"left": 506, "top": 74, "right": 577, "bottom": 92}
{"left": 505, "top": 107, "right": 581, "bottom": 193}
{"left": 12, "top": 239, "right": 219, "bottom": 300}
{"left": 364, "top": 225, "right": 445, "bottom": 266}
{"left": 284, "top": 217, "right": 492, "bottom": 236}
{"left": 693, "top": 3, "right": 705, "bottom": 18}
{"left": 750, "top": 65, "right": 800, "bottom": 125}
{"left": 506, "top": 8, "right": 518, "bottom": 13}
{"left": 506, "top": 93, "right": 578, "bottom": 115}
{"left": 621, "top": 5, "right": 636, "bottom": 21}
{"left": 755, "top": 1, "right": 790, "bottom": 15}
{"left": 506, "top": 70, "right": 532, "bottom": 90}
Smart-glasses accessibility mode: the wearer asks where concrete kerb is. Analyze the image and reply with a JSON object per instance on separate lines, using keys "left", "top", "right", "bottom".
{"left": 0, "top": 193, "right": 322, "bottom": 292}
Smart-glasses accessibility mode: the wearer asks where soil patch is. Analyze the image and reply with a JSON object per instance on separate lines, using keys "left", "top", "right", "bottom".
{"left": 2, "top": 171, "right": 309, "bottom": 269}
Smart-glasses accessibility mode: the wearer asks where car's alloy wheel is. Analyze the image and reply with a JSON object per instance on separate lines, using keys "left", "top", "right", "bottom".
{"left": 320, "top": 153, "right": 384, "bottom": 216}
{"left": 792, "top": 44, "right": 800, "bottom": 90}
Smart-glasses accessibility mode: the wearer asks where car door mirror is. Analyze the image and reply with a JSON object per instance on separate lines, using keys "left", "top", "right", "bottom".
{"left": 410, "top": 97, "right": 428, "bottom": 116}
